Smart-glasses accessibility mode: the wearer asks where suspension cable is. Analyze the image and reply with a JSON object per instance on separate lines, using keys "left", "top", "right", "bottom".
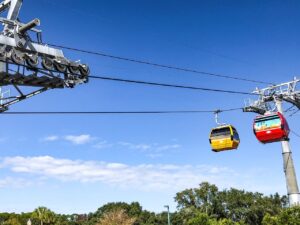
{"left": 0, "top": 108, "right": 243, "bottom": 115}
{"left": 3, "top": 60, "right": 258, "bottom": 96}
{"left": 44, "top": 43, "right": 272, "bottom": 85}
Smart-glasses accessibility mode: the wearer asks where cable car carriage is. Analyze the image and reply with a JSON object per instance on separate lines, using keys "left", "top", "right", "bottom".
{"left": 209, "top": 111, "right": 240, "bottom": 152}
{"left": 253, "top": 112, "right": 290, "bottom": 144}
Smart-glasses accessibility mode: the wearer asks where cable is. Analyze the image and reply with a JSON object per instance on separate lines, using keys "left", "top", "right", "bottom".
{"left": 0, "top": 108, "right": 242, "bottom": 115}
{"left": 3, "top": 59, "right": 258, "bottom": 96}
{"left": 89, "top": 75, "right": 259, "bottom": 96}
{"left": 45, "top": 43, "right": 272, "bottom": 85}
{"left": 284, "top": 105, "right": 295, "bottom": 113}
{"left": 291, "top": 130, "right": 300, "bottom": 138}
{"left": 288, "top": 109, "right": 300, "bottom": 117}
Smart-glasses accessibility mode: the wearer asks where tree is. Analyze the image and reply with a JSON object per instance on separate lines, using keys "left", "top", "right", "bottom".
{"left": 262, "top": 207, "right": 300, "bottom": 225}
{"left": 186, "top": 213, "right": 239, "bottom": 225}
{"left": 3, "top": 218, "right": 22, "bottom": 225}
{"left": 217, "top": 218, "right": 240, "bottom": 225}
{"left": 97, "top": 209, "right": 135, "bottom": 225}
{"left": 187, "top": 213, "right": 211, "bottom": 225}
{"left": 95, "top": 202, "right": 142, "bottom": 219}
{"left": 277, "top": 206, "right": 300, "bottom": 225}
{"left": 262, "top": 213, "right": 279, "bottom": 225}
{"left": 175, "top": 182, "right": 223, "bottom": 221}
{"left": 175, "top": 182, "right": 219, "bottom": 213}
{"left": 32, "top": 207, "right": 56, "bottom": 225}
{"left": 91, "top": 202, "right": 162, "bottom": 225}
{"left": 175, "top": 182, "right": 286, "bottom": 224}
{"left": 0, "top": 213, "right": 12, "bottom": 224}
{"left": 0, "top": 183, "right": 293, "bottom": 225}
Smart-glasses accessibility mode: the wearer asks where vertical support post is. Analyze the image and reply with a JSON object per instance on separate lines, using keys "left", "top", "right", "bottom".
{"left": 275, "top": 98, "right": 300, "bottom": 206}
{"left": 0, "top": 61, "right": 5, "bottom": 104}
{"left": 164, "top": 205, "right": 171, "bottom": 225}
{"left": 4, "top": 0, "right": 22, "bottom": 33}
{"left": 7, "top": 0, "right": 22, "bottom": 20}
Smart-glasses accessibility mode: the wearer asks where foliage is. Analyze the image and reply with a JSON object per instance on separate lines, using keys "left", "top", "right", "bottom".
{"left": 262, "top": 206, "right": 300, "bottom": 225}
{"left": 94, "top": 202, "right": 142, "bottom": 219}
{"left": 0, "top": 183, "right": 297, "bottom": 225}
{"left": 97, "top": 209, "right": 135, "bottom": 225}
{"left": 262, "top": 213, "right": 279, "bottom": 225}
{"left": 175, "top": 182, "right": 286, "bottom": 225}
{"left": 32, "top": 207, "right": 56, "bottom": 225}
{"left": 187, "top": 212, "right": 211, "bottom": 225}
{"left": 3, "top": 217, "right": 22, "bottom": 225}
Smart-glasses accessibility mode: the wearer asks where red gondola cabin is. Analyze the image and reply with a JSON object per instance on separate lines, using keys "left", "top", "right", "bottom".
{"left": 253, "top": 112, "right": 290, "bottom": 144}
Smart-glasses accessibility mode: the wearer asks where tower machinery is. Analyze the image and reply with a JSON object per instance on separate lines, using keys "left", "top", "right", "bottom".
{"left": 0, "top": 0, "right": 89, "bottom": 111}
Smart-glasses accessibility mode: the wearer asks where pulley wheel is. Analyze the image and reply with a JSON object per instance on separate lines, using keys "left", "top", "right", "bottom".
{"left": 25, "top": 55, "right": 39, "bottom": 68}
{"left": 68, "top": 65, "right": 79, "bottom": 74}
{"left": 42, "top": 57, "right": 54, "bottom": 70}
{"left": 54, "top": 60, "right": 67, "bottom": 73}
{"left": 79, "top": 64, "right": 90, "bottom": 77}
{"left": 0, "top": 49, "right": 6, "bottom": 59}
{"left": 11, "top": 50, "right": 24, "bottom": 65}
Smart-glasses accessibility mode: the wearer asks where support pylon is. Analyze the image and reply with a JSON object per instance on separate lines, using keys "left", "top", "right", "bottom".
{"left": 244, "top": 78, "right": 300, "bottom": 206}
{"left": 275, "top": 99, "right": 300, "bottom": 206}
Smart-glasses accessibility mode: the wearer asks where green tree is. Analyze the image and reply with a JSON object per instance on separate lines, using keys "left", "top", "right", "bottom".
{"left": 175, "top": 182, "right": 286, "bottom": 224}
{"left": 262, "top": 207, "right": 300, "bottom": 225}
{"left": 176, "top": 182, "right": 219, "bottom": 214}
{"left": 277, "top": 206, "right": 300, "bottom": 225}
{"left": 95, "top": 202, "right": 142, "bottom": 218}
{"left": 262, "top": 213, "right": 279, "bottom": 225}
{"left": 0, "top": 213, "right": 12, "bottom": 224}
{"left": 32, "top": 207, "right": 56, "bottom": 225}
{"left": 3, "top": 217, "right": 21, "bottom": 225}
{"left": 218, "top": 218, "right": 237, "bottom": 225}
{"left": 187, "top": 213, "right": 211, "bottom": 225}
{"left": 97, "top": 209, "right": 135, "bottom": 225}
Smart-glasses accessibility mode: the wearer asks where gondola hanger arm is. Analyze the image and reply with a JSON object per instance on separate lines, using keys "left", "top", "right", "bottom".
{"left": 214, "top": 110, "right": 226, "bottom": 126}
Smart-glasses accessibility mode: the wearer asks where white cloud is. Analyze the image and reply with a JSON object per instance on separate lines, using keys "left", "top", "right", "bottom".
{"left": 39, "top": 135, "right": 180, "bottom": 157}
{"left": 64, "top": 135, "right": 93, "bottom": 145}
{"left": 0, "top": 177, "right": 32, "bottom": 188}
{"left": 1, "top": 156, "right": 241, "bottom": 192}
{"left": 41, "top": 134, "right": 94, "bottom": 145}
{"left": 118, "top": 142, "right": 181, "bottom": 157}
{"left": 43, "top": 136, "right": 59, "bottom": 142}
{"left": 156, "top": 144, "right": 181, "bottom": 152}
{"left": 93, "top": 141, "right": 113, "bottom": 149}
{"left": 119, "top": 142, "right": 152, "bottom": 151}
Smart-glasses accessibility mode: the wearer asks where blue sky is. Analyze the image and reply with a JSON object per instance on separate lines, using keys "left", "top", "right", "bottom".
{"left": 0, "top": 0, "right": 300, "bottom": 214}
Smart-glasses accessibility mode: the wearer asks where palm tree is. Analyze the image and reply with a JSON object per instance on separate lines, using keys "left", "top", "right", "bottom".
{"left": 98, "top": 209, "right": 136, "bottom": 225}
{"left": 32, "top": 207, "right": 56, "bottom": 225}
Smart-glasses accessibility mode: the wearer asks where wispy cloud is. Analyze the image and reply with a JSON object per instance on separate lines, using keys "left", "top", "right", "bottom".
{"left": 40, "top": 135, "right": 180, "bottom": 157}
{"left": 119, "top": 142, "right": 152, "bottom": 151}
{"left": 43, "top": 136, "right": 59, "bottom": 142}
{"left": 0, "top": 177, "right": 32, "bottom": 189}
{"left": 93, "top": 141, "right": 113, "bottom": 149}
{"left": 1, "top": 156, "right": 240, "bottom": 191}
{"left": 156, "top": 144, "right": 181, "bottom": 152}
{"left": 64, "top": 135, "right": 93, "bottom": 145}
{"left": 118, "top": 142, "right": 181, "bottom": 158}
{"left": 42, "top": 134, "right": 94, "bottom": 145}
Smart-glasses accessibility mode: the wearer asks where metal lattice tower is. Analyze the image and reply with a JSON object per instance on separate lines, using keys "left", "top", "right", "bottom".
{"left": 244, "top": 78, "right": 300, "bottom": 206}
{"left": 0, "top": 0, "right": 90, "bottom": 112}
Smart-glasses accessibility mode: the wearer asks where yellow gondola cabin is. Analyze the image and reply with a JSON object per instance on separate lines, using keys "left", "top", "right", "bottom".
{"left": 209, "top": 125, "right": 240, "bottom": 152}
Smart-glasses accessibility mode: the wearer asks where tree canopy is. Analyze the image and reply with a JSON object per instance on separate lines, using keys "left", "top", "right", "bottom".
{"left": 0, "top": 182, "right": 298, "bottom": 225}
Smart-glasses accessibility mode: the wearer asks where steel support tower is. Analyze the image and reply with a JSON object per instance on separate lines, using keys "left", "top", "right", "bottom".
{"left": 0, "top": 0, "right": 89, "bottom": 111}
{"left": 244, "top": 78, "right": 300, "bottom": 206}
